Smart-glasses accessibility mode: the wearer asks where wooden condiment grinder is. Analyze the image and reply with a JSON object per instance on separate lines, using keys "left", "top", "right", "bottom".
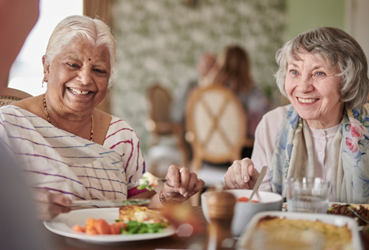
{"left": 205, "top": 191, "right": 236, "bottom": 250}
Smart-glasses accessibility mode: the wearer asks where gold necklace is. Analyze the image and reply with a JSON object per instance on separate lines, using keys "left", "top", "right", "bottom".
{"left": 43, "top": 94, "right": 94, "bottom": 141}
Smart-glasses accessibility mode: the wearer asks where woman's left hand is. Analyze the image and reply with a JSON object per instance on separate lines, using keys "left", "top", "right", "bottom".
{"left": 161, "top": 165, "right": 205, "bottom": 204}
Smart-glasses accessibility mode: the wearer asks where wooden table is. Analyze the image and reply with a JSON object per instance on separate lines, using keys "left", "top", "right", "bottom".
{"left": 42, "top": 206, "right": 210, "bottom": 250}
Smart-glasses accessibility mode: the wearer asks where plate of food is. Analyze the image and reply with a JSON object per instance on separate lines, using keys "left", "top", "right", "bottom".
{"left": 327, "top": 202, "right": 369, "bottom": 227}
{"left": 237, "top": 211, "right": 362, "bottom": 250}
{"left": 44, "top": 206, "right": 175, "bottom": 243}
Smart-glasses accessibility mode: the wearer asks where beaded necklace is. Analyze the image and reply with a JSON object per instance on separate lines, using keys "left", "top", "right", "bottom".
{"left": 43, "top": 94, "right": 94, "bottom": 141}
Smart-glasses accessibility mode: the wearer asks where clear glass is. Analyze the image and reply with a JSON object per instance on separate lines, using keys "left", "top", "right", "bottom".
{"left": 286, "top": 177, "right": 330, "bottom": 213}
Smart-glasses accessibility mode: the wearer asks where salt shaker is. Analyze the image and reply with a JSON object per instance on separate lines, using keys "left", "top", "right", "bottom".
{"left": 205, "top": 191, "right": 236, "bottom": 250}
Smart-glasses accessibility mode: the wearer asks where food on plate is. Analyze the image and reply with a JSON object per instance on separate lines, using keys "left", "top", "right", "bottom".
{"left": 72, "top": 218, "right": 127, "bottom": 235}
{"left": 72, "top": 205, "right": 169, "bottom": 235}
{"left": 237, "top": 196, "right": 259, "bottom": 203}
{"left": 119, "top": 205, "right": 168, "bottom": 226}
{"left": 137, "top": 172, "right": 159, "bottom": 191}
{"left": 243, "top": 216, "right": 353, "bottom": 250}
{"left": 328, "top": 203, "right": 369, "bottom": 226}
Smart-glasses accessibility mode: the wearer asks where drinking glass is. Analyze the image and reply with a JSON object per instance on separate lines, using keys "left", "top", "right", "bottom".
{"left": 286, "top": 177, "right": 330, "bottom": 213}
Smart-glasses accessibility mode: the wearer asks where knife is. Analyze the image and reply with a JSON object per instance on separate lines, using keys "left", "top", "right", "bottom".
{"left": 71, "top": 198, "right": 151, "bottom": 207}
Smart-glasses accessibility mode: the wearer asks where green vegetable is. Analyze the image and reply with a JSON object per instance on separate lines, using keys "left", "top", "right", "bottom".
{"left": 121, "top": 221, "right": 165, "bottom": 234}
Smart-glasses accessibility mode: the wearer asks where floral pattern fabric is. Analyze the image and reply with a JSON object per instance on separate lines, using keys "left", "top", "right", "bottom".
{"left": 271, "top": 105, "right": 369, "bottom": 203}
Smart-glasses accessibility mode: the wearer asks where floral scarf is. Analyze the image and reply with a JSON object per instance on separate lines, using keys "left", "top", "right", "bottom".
{"left": 271, "top": 105, "right": 369, "bottom": 203}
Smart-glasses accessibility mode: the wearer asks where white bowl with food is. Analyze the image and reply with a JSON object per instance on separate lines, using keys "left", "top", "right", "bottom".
{"left": 201, "top": 189, "right": 283, "bottom": 237}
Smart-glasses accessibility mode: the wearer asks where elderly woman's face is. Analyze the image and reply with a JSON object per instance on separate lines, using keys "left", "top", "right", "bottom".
{"left": 44, "top": 38, "right": 110, "bottom": 115}
{"left": 285, "top": 49, "right": 344, "bottom": 129}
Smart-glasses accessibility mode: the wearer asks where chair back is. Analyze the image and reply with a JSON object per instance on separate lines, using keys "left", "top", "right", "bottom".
{"left": 146, "top": 83, "right": 173, "bottom": 137}
{"left": 185, "top": 85, "right": 251, "bottom": 172}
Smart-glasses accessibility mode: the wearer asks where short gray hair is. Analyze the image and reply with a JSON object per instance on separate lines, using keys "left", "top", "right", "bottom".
{"left": 275, "top": 26, "right": 369, "bottom": 111}
{"left": 44, "top": 15, "right": 116, "bottom": 86}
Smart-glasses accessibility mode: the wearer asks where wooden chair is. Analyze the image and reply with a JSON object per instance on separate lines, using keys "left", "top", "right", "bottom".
{"left": 145, "top": 83, "right": 190, "bottom": 176}
{"left": 0, "top": 88, "right": 32, "bottom": 107}
{"left": 145, "top": 83, "right": 173, "bottom": 143}
{"left": 185, "top": 85, "right": 254, "bottom": 204}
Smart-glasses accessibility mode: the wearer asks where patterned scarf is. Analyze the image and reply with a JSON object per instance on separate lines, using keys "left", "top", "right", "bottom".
{"left": 271, "top": 105, "right": 369, "bottom": 203}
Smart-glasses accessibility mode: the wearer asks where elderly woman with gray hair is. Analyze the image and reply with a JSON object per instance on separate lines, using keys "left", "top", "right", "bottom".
{"left": 0, "top": 15, "right": 204, "bottom": 220}
{"left": 224, "top": 26, "right": 369, "bottom": 203}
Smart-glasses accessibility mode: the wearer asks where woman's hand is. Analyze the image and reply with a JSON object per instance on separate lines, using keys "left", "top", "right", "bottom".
{"left": 161, "top": 165, "right": 205, "bottom": 204}
{"left": 34, "top": 189, "right": 72, "bottom": 221}
{"left": 224, "top": 158, "right": 260, "bottom": 189}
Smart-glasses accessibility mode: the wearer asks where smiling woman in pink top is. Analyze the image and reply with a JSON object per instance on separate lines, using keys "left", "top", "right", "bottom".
{"left": 224, "top": 27, "right": 369, "bottom": 204}
{"left": 0, "top": 15, "right": 204, "bottom": 221}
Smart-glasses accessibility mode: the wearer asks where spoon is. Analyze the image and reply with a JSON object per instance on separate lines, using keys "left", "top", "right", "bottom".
{"left": 247, "top": 166, "right": 268, "bottom": 203}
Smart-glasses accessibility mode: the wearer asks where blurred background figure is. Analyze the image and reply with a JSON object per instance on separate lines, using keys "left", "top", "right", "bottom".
{"left": 208, "top": 45, "right": 270, "bottom": 158}
{"left": 171, "top": 52, "right": 217, "bottom": 162}
{"left": 0, "top": 0, "right": 47, "bottom": 249}
{"left": 171, "top": 52, "right": 217, "bottom": 126}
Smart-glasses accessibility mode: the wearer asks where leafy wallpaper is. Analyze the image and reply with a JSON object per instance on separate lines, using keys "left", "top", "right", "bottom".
{"left": 111, "top": 0, "right": 286, "bottom": 156}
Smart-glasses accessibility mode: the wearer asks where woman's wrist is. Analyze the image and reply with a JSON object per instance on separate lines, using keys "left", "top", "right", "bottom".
{"left": 159, "top": 189, "right": 178, "bottom": 206}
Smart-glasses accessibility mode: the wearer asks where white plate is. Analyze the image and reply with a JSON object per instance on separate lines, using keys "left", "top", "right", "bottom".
{"left": 236, "top": 211, "right": 363, "bottom": 250}
{"left": 44, "top": 208, "right": 175, "bottom": 243}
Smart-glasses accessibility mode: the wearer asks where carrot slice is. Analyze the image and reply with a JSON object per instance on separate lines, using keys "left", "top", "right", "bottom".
{"left": 110, "top": 222, "right": 127, "bottom": 234}
{"left": 94, "top": 219, "right": 111, "bottom": 234}
{"left": 72, "top": 224, "right": 85, "bottom": 233}
{"left": 85, "top": 227, "right": 98, "bottom": 235}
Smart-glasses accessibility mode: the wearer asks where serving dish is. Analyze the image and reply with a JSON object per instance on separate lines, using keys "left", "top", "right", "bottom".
{"left": 44, "top": 208, "right": 175, "bottom": 243}
{"left": 236, "top": 211, "right": 362, "bottom": 250}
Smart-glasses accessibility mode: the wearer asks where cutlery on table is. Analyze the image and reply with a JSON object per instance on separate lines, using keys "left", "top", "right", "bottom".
{"left": 348, "top": 206, "right": 369, "bottom": 224}
{"left": 247, "top": 166, "right": 267, "bottom": 203}
{"left": 71, "top": 198, "right": 151, "bottom": 207}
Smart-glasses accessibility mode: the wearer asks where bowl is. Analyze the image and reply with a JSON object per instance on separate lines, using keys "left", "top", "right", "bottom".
{"left": 201, "top": 189, "right": 283, "bottom": 236}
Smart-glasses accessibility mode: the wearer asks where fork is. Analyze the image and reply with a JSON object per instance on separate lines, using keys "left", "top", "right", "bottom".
{"left": 348, "top": 206, "right": 369, "bottom": 224}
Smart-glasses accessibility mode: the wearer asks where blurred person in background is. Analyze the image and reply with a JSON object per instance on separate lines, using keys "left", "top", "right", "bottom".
{"left": 171, "top": 52, "right": 217, "bottom": 160}
{"left": 224, "top": 27, "right": 369, "bottom": 204}
{"left": 0, "top": 14, "right": 205, "bottom": 221}
{"left": 171, "top": 52, "right": 217, "bottom": 126}
{"left": 207, "top": 45, "right": 270, "bottom": 158}
{"left": 0, "top": 0, "right": 47, "bottom": 249}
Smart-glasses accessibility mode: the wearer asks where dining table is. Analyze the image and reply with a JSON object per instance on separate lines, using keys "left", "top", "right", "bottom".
{"left": 41, "top": 205, "right": 369, "bottom": 250}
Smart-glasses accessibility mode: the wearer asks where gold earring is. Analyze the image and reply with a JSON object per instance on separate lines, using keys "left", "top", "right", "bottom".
{"left": 42, "top": 78, "right": 47, "bottom": 88}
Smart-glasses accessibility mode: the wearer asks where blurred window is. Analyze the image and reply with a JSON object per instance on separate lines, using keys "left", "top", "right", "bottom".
{"left": 8, "top": 0, "right": 83, "bottom": 96}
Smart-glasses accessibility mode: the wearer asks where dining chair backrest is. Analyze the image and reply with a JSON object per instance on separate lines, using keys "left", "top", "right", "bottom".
{"left": 0, "top": 89, "right": 32, "bottom": 107}
{"left": 185, "top": 85, "right": 252, "bottom": 173}
{"left": 145, "top": 83, "right": 190, "bottom": 177}
{"left": 146, "top": 83, "right": 173, "bottom": 138}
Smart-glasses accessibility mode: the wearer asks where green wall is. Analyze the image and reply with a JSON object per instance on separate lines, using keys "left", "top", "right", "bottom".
{"left": 287, "top": 0, "right": 345, "bottom": 39}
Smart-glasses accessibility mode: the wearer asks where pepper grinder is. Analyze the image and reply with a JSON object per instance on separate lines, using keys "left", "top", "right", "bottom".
{"left": 205, "top": 191, "right": 236, "bottom": 250}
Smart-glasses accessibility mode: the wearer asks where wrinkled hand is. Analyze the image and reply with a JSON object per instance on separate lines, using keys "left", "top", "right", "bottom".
{"left": 162, "top": 165, "right": 205, "bottom": 204}
{"left": 34, "top": 189, "right": 72, "bottom": 221}
{"left": 224, "top": 158, "right": 260, "bottom": 189}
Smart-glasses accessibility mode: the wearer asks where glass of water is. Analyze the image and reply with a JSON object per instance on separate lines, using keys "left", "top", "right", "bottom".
{"left": 286, "top": 177, "right": 330, "bottom": 213}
